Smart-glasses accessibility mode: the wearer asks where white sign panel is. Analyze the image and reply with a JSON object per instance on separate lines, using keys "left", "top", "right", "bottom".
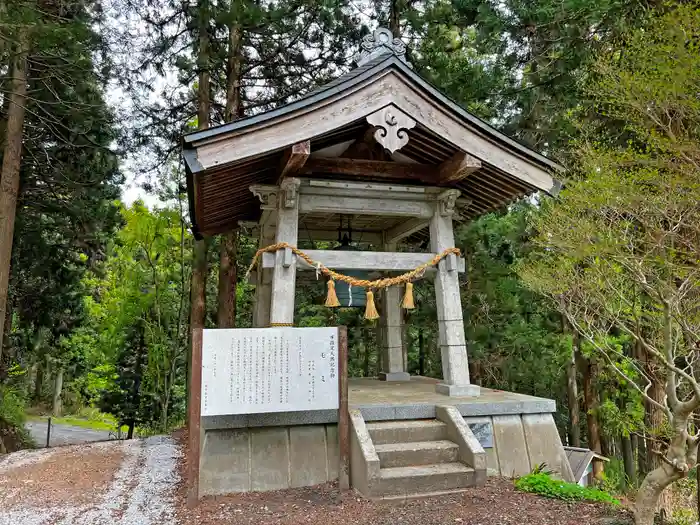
{"left": 201, "top": 327, "right": 339, "bottom": 417}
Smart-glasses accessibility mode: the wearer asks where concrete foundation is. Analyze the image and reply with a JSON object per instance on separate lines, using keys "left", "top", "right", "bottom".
{"left": 199, "top": 378, "right": 573, "bottom": 496}
{"left": 200, "top": 424, "right": 339, "bottom": 496}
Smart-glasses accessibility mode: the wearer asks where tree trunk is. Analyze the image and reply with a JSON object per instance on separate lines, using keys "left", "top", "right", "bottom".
{"left": 643, "top": 349, "right": 672, "bottom": 515}
{"left": 580, "top": 354, "right": 603, "bottom": 478}
{"left": 0, "top": 33, "right": 28, "bottom": 348}
{"left": 191, "top": 239, "right": 209, "bottom": 331}
{"left": 189, "top": 0, "right": 211, "bottom": 337}
{"left": 0, "top": 300, "right": 11, "bottom": 377}
{"left": 565, "top": 321, "right": 581, "bottom": 447}
{"left": 52, "top": 368, "right": 63, "bottom": 417}
{"left": 27, "top": 361, "right": 38, "bottom": 394}
{"left": 634, "top": 460, "right": 684, "bottom": 525}
{"left": 216, "top": 12, "right": 243, "bottom": 328}
{"left": 389, "top": 0, "right": 400, "bottom": 37}
{"left": 418, "top": 330, "right": 425, "bottom": 376}
{"left": 363, "top": 343, "right": 371, "bottom": 377}
{"left": 33, "top": 362, "right": 43, "bottom": 404}
{"left": 622, "top": 434, "right": 636, "bottom": 488}
{"left": 217, "top": 230, "right": 238, "bottom": 327}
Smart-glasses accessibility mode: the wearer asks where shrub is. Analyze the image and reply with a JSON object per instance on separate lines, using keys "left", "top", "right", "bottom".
{"left": 0, "top": 386, "right": 35, "bottom": 452}
{"left": 515, "top": 472, "right": 620, "bottom": 505}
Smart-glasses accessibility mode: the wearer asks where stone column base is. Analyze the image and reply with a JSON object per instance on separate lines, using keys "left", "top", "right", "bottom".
{"left": 378, "top": 372, "right": 411, "bottom": 382}
{"left": 436, "top": 383, "right": 481, "bottom": 397}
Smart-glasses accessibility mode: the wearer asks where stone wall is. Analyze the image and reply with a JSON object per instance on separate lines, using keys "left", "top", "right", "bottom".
{"left": 465, "top": 413, "right": 573, "bottom": 481}
{"left": 200, "top": 424, "right": 339, "bottom": 496}
{"left": 199, "top": 412, "right": 573, "bottom": 496}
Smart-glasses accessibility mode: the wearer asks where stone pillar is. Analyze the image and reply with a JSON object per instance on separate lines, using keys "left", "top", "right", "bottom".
{"left": 378, "top": 242, "right": 409, "bottom": 381}
{"left": 269, "top": 178, "right": 300, "bottom": 325}
{"left": 252, "top": 221, "right": 275, "bottom": 328}
{"left": 430, "top": 190, "right": 479, "bottom": 397}
{"left": 379, "top": 284, "right": 410, "bottom": 381}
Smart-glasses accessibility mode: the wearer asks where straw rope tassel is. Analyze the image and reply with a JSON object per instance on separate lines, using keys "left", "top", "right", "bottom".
{"left": 325, "top": 279, "right": 340, "bottom": 307}
{"left": 245, "top": 242, "right": 461, "bottom": 321}
{"left": 401, "top": 282, "right": 415, "bottom": 310}
{"left": 364, "top": 291, "right": 379, "bottom": 320}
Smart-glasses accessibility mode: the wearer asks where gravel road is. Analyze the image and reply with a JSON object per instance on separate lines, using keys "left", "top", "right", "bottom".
{"left": 25, "top": 421, "right": 112, "bottom": 447}
{"left": 0, "top": 436, "right": 181, "bottom": 525}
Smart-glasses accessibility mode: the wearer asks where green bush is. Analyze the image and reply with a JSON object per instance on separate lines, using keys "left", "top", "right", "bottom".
{"left": 515, "top": 472, "right": 620, "bottom": 505}
{"left": 0, "top": 386, "right": 35, "bottom": 452}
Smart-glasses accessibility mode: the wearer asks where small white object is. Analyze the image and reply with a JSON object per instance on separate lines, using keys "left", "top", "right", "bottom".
{"left": 348, "top": 284, "right": 353, "bottom": 307}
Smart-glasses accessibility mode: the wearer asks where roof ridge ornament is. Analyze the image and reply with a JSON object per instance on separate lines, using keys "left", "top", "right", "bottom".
{"left": 354, "top": 27, "right": 412, "bottom": 68}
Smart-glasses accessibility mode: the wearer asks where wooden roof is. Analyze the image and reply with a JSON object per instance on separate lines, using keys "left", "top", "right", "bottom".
{"left": 183, "top": 49, "right": 563, "bottom": 238}
{"left": 564, "top": 446, "right": 609, "bottom": 482}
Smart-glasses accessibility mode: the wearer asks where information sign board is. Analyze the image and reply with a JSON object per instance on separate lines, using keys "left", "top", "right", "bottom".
{"left": 201, "top": 327, "right": 339, "bottom": 416}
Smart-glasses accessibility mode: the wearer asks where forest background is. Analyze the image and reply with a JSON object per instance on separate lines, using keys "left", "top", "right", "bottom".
{"left": 1, "top": 0, "right": 698, "bottom": 523}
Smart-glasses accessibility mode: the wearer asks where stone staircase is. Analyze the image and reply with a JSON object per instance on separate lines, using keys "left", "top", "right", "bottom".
{"left": 350, "top": 407, "right": 487, "bottom": 500}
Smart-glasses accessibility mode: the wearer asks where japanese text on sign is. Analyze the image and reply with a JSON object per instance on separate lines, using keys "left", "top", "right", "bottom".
{"left": 201, "top": 327, "right": 339, "bottom": 416}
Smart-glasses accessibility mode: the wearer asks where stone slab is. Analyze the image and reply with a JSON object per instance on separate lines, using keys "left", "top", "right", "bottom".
{"left": 201, "top": 379, "right": 557, "bottom": 431}
{"left": 436, "top": 383, "right": 481, "bottom": 397}
{"left": 290, "top": 426, "right": 328, "bottom": 487}
{"left": 202, "top": 409, "right": 337, "bottom": 429}
{"left": 484, "top": 447, "right": 500, "bottom": 476}
{"left": 251, "top": 428, "right": 290, "bottom": 491}
{"left": 326, "top": 425, "right": 340, "bottom": 480}
{"left": 492, "top": 415, "right": 531, "bottom": 477}
{"left": 199, "top": 429, "right": 250, "bottom": 496}
{"left": 522, "top": 413, "right": 575, "bottom": 482}
{"left": 379, "top": 371, "right": 411, "bottom": 381}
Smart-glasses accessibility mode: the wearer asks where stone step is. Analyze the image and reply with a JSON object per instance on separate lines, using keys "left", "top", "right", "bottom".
{"left": 366, "top": 420, "right": 448, "bottom": 445}
{"left": 374, "top": 440, "right": 459, "bottom": 468}
{"left": 376, "top": 462, "right": 476, "bottom": 496}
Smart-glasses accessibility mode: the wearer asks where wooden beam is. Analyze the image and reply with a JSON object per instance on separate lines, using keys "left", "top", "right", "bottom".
{"left": 278, "top": 140, "right": 310, "bottom": 182}
{"left": 384, "top": 218, "right": 430, "bottom": 243}
{"left": 303, "top": 157, "right": 435, "bottom": 183}
{"left": 261, "top": 250, "right": 465, "bottom": 272}
{"left": 297, "top": 229, "right": 383, "bottom": 245}
{"left": 438, "top": 151, "right": 481, "bottom": 183}
{"left": 299, "top": 194, "right": 435, "bottom": 218}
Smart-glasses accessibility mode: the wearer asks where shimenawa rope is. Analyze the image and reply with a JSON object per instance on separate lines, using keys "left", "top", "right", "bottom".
{"left": 246, "top": 242, "right": 460, "bottom": 320}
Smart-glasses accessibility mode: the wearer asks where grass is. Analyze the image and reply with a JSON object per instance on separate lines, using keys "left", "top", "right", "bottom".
{"left": 515, "top": 472, "right": 620, "bottom": 505}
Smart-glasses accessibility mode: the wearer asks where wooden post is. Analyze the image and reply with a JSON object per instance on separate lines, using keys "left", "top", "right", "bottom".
{"left": 252, "top": 222, "right": 275, "bottom": 327}
{"left": 46, "top": 417, "right": 51, "bottom": 448}
{"left": 187, "top": 328, "right": 203, "bottom": 508}
{"left": 337, "top": 325, "right": 350, "bottom": 490}
{"left": 269, "top": 178, "right": 300, "bottom": 325}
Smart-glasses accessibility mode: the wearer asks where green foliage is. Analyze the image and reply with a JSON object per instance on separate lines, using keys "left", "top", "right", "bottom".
{"left": 0, "top": 387, "right": 34, "bottom": 452}
{"left": 515, "top": 472, "right": 620, "bottom": 505}
{"left": 668, "top": 509, "right": 697, "bottom": 525}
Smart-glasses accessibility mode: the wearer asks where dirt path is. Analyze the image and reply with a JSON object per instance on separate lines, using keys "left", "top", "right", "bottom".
{"left": 0, "top": 436, "right": 629, "bottom": 525}
{"left": 0, "top": 436, "right": 180, "bottom": 525}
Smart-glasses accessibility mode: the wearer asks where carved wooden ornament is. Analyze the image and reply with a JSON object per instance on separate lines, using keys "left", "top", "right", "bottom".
{"left": 366, "top": 105, "right": 416, "bottom": 154}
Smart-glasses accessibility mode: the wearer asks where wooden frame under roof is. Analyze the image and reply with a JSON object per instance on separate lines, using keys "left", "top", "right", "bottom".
{"left": 183, "top": 41, "right": 563, "bottom": 239}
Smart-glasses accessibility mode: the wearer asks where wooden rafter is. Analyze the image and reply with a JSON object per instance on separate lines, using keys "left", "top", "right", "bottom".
{"left": 303, "top": 157, "right": 435, "bottom": 182}
{"left": 437, "top": 151, "right": 482, "bottom": 183}
{"left": 277, "top": 140, "right": 310, "bottom": 182}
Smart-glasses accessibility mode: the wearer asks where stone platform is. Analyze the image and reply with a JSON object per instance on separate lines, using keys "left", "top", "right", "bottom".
{"left": 201, "top": 377, "right": 555, "bottom": 430}
{"left": 198, "top": 378, "right": 573, "bottom": 497}
{"left": 349, "top": 377, "right": 555, "bottom": 420}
